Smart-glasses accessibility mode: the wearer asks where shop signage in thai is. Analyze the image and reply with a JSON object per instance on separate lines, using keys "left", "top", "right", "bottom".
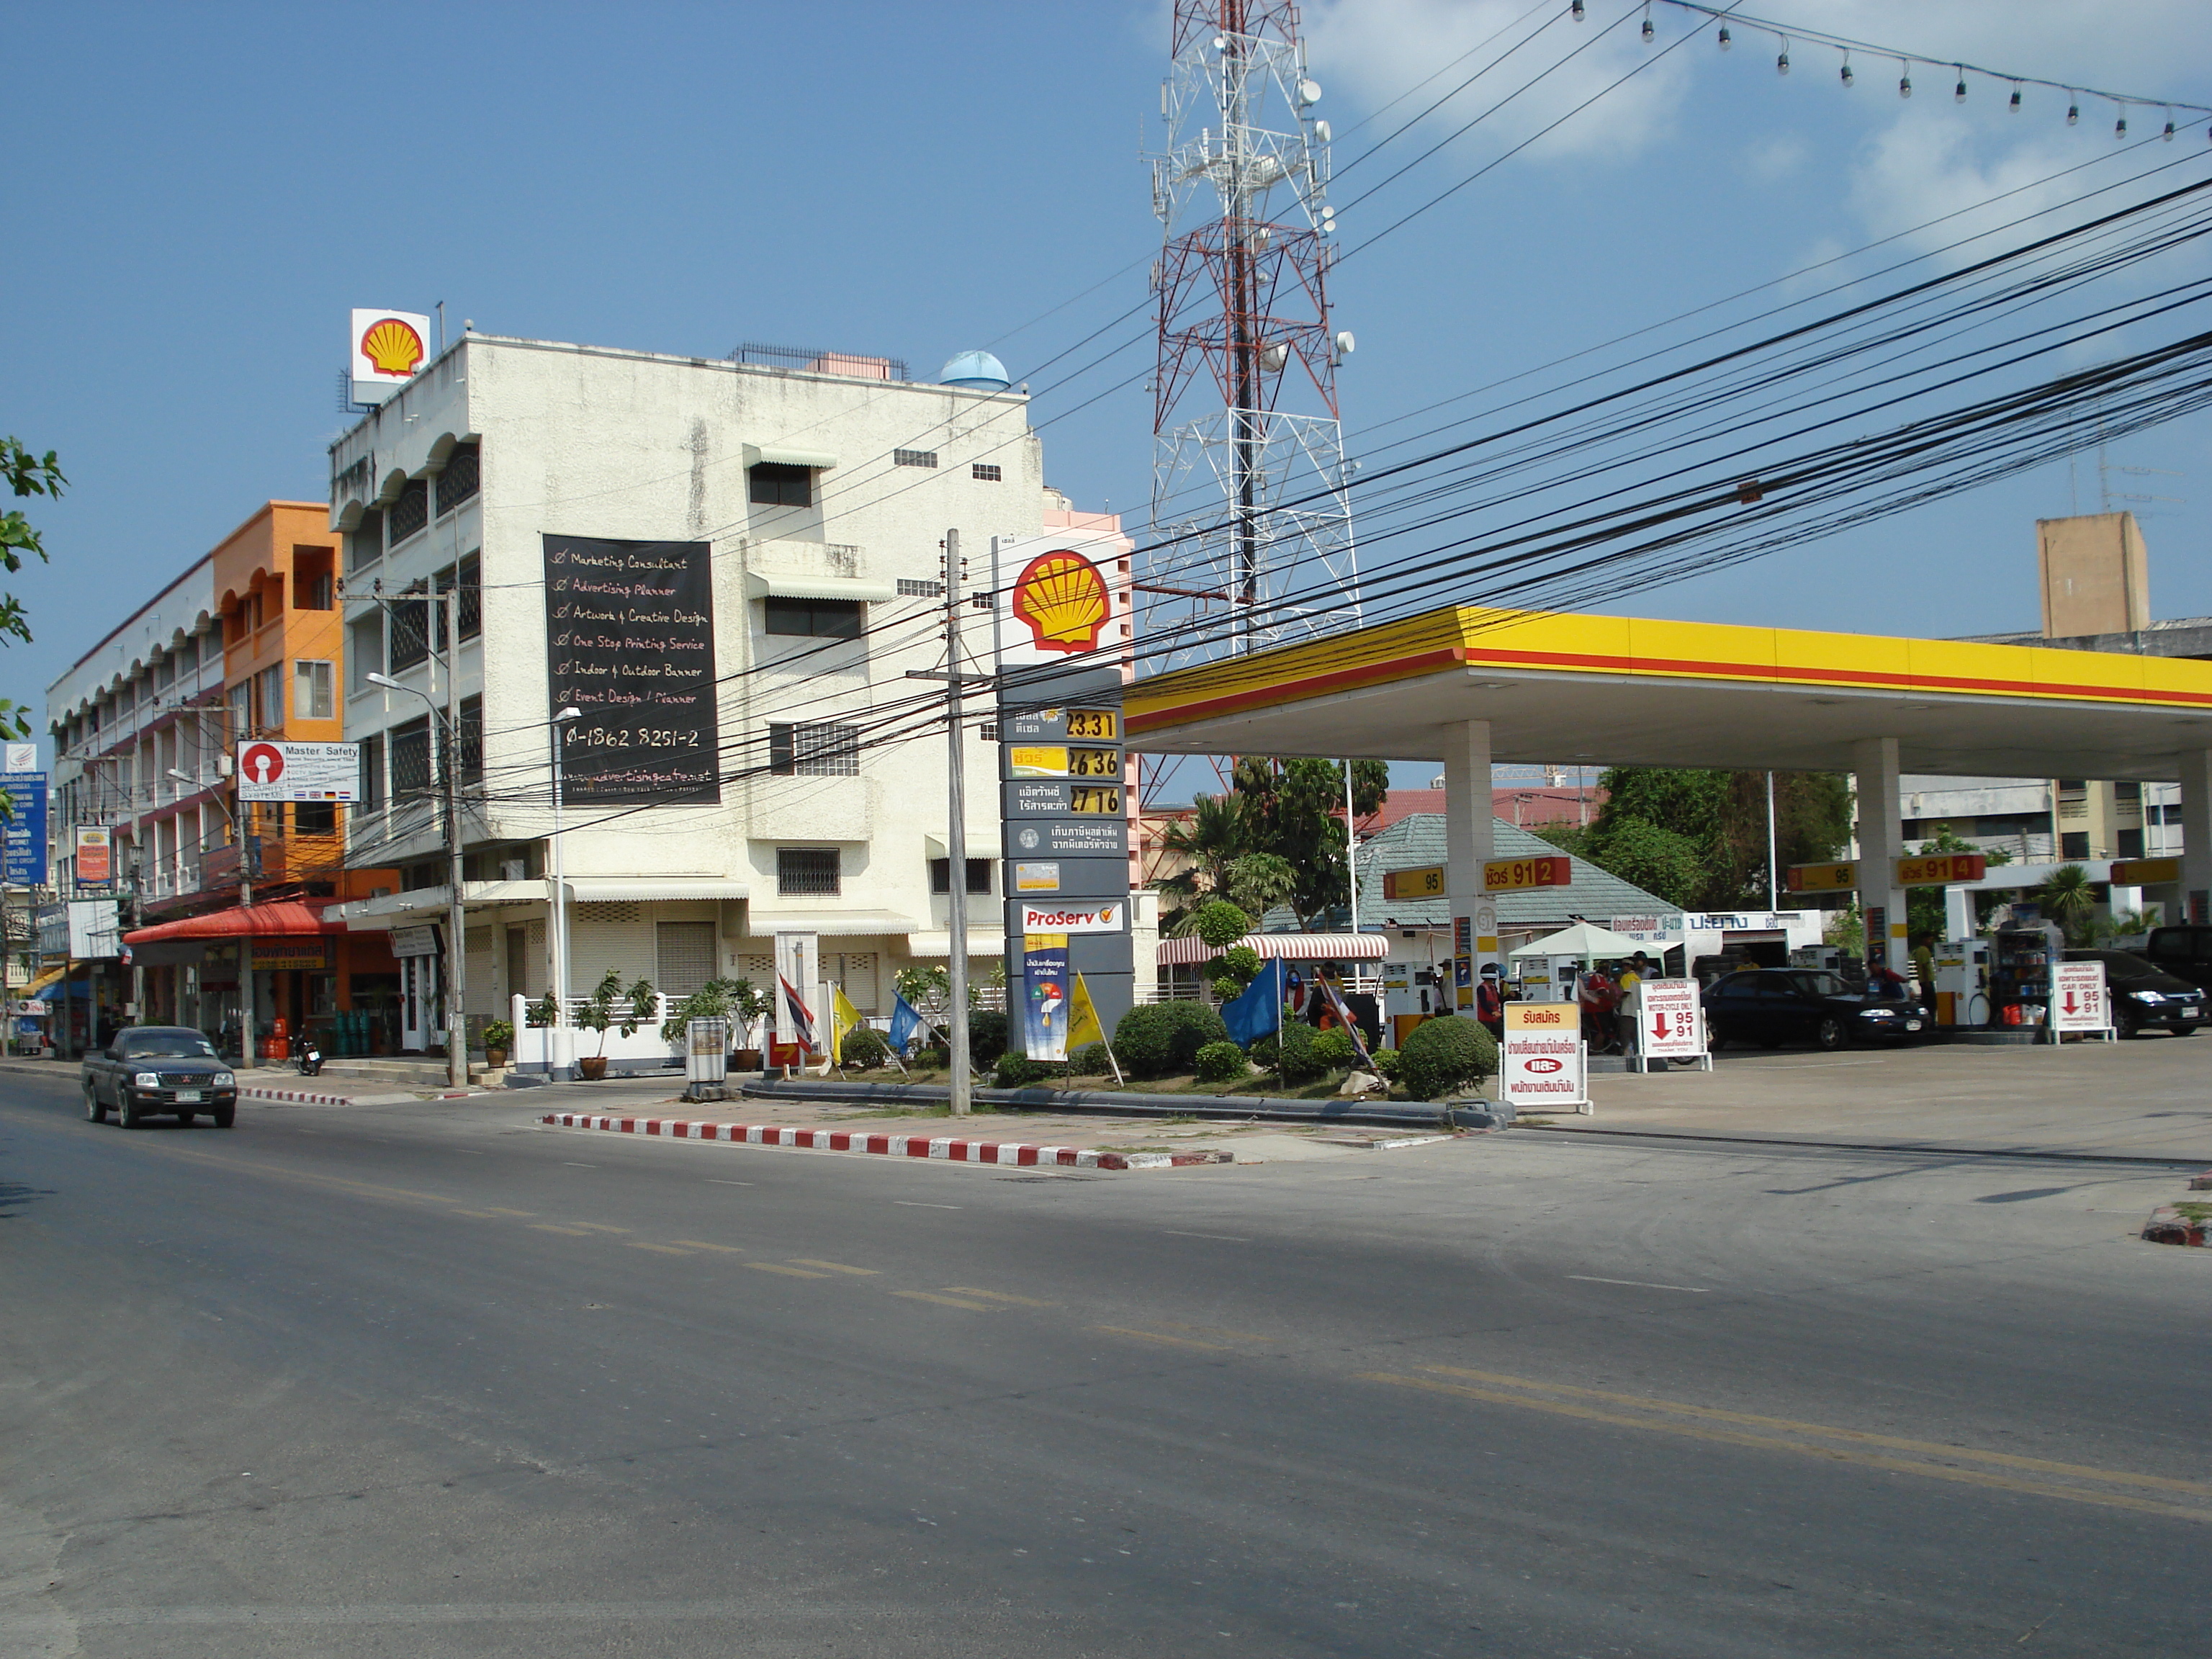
{"left": 1483, "top": 854, "right": 1570, "bottom": 892}
{"left": 2050, "top": 960, "right": 2110, "bottom": 1034}
{"left": 1499, "top": 1001, "right": 1588, "bottom": 1112}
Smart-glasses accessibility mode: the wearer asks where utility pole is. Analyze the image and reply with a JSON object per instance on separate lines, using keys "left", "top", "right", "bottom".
{"left": 443, "top": 588, "right": 467, "bottom": 1089}
{"left": 943, "top": 529, "right": 972, "bottom": 1117}
{"left": 238, "top": 791, "right": 256, "bottom": 1066}
{"left": 1766, "top": 770, "right": 1781, "bottom": 913}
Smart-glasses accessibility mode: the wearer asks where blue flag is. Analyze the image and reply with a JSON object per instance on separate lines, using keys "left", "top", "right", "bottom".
{"left": 1222, "top": 957, "right": 1287, "bottom": 1047}
{"left": 889, "top": 994, "right": 924, "bottom": 1054}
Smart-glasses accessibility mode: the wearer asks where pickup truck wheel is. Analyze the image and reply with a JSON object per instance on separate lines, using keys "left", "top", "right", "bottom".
{"left": 117, "top": 1089, "right": 144, "bottom": 1130}
{"left": 83, "top": 1079, "right": 106, "bottom": 1123}
{"left": 212, "top": 1104, "right": 236, "bottom": 1129}
{"left": 174, "top": 1110, "right": 194, "bottom": 1126}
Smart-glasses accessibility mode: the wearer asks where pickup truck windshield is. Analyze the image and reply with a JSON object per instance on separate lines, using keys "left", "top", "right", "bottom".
{"left": 122, "top": 1036, "right": 217, "bottom": 1058}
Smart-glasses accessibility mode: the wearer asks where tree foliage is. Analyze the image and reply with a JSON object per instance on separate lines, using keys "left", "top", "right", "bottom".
{"left": 1, "top": 436, "right": 63, "bottom": 741}
{"left": 2036, "top": 863, "right": 2100, "bottom": 945}
{"left": 1575, "top": 767, "right": 1853, "bottom": 910}
{"left": 1230, "top": 756, "right": 1389, "bottom": 926}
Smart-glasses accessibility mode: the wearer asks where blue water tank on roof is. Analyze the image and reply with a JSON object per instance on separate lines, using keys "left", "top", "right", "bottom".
{"left": 939, "top": 349, "right": 1012, "bottom": 391}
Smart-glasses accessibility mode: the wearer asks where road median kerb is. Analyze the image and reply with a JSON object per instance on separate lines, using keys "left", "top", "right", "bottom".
{"left": 2141, "top": 1205, "right": 2208, "bottom": 1246}
{"left": 538, "top": 1111, "right": 1235, "bottom": 1171}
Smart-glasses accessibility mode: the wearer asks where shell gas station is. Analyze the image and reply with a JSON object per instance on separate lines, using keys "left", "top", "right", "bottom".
{"left": 1127, "top": 603, "right": 2212, "bottom": 1076}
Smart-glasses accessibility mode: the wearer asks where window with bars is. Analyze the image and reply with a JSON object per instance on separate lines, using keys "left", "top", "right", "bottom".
{"left": 768, "top": 721, "right": 860, "bottom": 776}
{"left": 777, "top": 848, "right": 840, "bottom": 896}
{"left": 929, "top": 858, "right": 992, "bottom": 896}
{"left": 459, "top": 693, "right": 482, "bottom": 785}
{"left": 894, "top": 449, "right": 938, "bottom": 469}
{"left": 897, "top": 577, "right": 944, "bottom": 598}
{"left": 435, "top": 444, "right": 480, "bottom": 516}
{"left": 435, "top": 553, "right": 482, "bottom": 641}
{"left": 971, "top": 462, "right": 1001, "bottom": 481}
{"left": 387, "top": 477, "right": 430, "bottom": 547}
{"left": 390, "top": 716, "right": 432, "bottom": 796}
{"left": 358, "top": 733, "right": 385, "bottom": 810}
{"left": 388, "top": 586, "right": 430, "bottom": 671}
{"left": 655, "top": 920, "right": 717, "bottom": 997}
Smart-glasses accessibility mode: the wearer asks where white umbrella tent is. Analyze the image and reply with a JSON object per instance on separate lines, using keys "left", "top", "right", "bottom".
{"left": 1509, "top": 922, "right": 1652, "bottom": 963}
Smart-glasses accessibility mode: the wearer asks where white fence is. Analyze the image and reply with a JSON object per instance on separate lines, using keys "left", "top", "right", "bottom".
{"left": 507, "top": 993, "right": 775, "bottom": 1076}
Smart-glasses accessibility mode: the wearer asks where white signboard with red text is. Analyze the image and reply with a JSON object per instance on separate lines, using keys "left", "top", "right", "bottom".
{"left": 1633, "top": 977, "right": 1709, "bottom": 1066}
{"left": 236, "top": 741, "right": 360, "bottom": 803}
{"left": 1500, "top": 1002, "right": 1590, "bottom": 1115}
{"left": 2050, "top": 960, "right": 2113, "bottom": 1037}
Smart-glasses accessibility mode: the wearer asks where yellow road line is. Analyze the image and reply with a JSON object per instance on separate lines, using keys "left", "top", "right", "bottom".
{"left": 942, "top": 1286, "right": 1057, "bottom": 1307}
{"left": 745, "top": 1262, "right": 833, "bottom": 1279}
{"left": 894, "top": 1290, "right": 998, "bottom": 1310}
{"left": 1416, "top": 1366, "right": 2212, "bottom": 1497}
{"left": 529, "top": 1224, "right": 593, "bottom": 1236}
{"left": 668, "top": 1240, "right": 746, "bottom": 1254}
{"left": 1156, "top": 1321, "right": 1272, "bottom": 1342}
{"left": 570, "top": 1222, "right": 630, "bottom": 1234}
{"left": 1359, "top": 1374, "right": 2208, "bottom": 1524}
{"left": 1094, "top": 1326, "right": 1234, "bottom": 1352}
{"left": 787, "top": 1259, "right": 878, "bottom": 1275}
{"left": 624, "top": 1243, "right": 693, "bottom": 1256}
{"left": 484, "top": 1207, "right": 536, "bottom": 1216}
{"left": 449, "top": 1209, "right": 504, "bottom": 1219}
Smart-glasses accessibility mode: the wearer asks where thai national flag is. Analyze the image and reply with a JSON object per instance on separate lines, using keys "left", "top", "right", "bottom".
{"left": 779, "top": 974, "right": 817, "bottom": 1051}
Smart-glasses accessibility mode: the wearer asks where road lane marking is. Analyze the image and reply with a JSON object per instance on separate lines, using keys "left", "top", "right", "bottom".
{"left": 450, "top": 1209, "right": 505, "bottom": 1219}
{"left": 624, "top": 1243, "right": 693, "bottom": 1256}
{"left": 529, "top": 1224, "right": 594, "bottom": 1236}
{"left": 1164, "top": 1231, "right": 1249, "bottom": 1242}
{"left": 744, "top": 1262, "right": 833, "bottom": 1279}
{"left": 1156, "top": 1321, "right": 1271, "bottom": 1342}
{"left": 706, "top": 1180, "right": 753, "bottom": 1187}
{"left": 668, "top": 1240, "right": 746, "bottom": 1254}
{"left": 1414, "top": 1366, "right": 2212, "bottom": 1496}
{"left": 1567, "top": 1275, "right": 1711, "bottom": 1292}
{"left": 1359, "top": 1373, "right": 2211, "bottom": 1522}
{"left": 942, "top": 1287, "right": 1057, "bottom": 1307}
{"left": 562, "top": 1162, "right": 598, "bottom": 1168}
{"left": 1094, "top": 1326, "right": 1234, "bottom": 1352}
{"left": 894, "top": 1201, "right": 961, "bottom": 1210}
{"left": 570, "top": 1222, "right": 629, "bottom": 1233}
{"left": 894, "top": 1291, "right": 999, "bottom": 1311}
{"left": 788, "top": 1259, "right": 877, "bottom": 1275}
{"left": 485, "top": 1208, "right": 536, "bottom": 1216}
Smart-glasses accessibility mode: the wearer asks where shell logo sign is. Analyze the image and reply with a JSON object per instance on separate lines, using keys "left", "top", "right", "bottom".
{"left": 1011, "top": 549, "right": 1110, "bottom": 655}
{"left": 349, "top": 308, "right": 434, "bottom": 391}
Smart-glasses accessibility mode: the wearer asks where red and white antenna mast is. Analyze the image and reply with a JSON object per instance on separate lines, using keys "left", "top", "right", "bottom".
{"left": 1143, "top": 1, "right": 1359, "bottom": 667}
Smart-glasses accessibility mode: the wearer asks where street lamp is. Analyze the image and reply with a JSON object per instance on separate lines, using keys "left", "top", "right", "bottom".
{"left": 367, "top": 672, "right": 468, "bottom": 1088}
{"left": 549, "top": 706, "right": 581, "bottom": 1077}
{"left": 171, "top": 767, "right": 256, "bottom": 1064}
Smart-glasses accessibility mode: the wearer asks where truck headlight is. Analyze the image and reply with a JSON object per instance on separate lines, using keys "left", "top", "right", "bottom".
{"left": 212, "top": 1072, "right": 236, "bottom": 1087}
{"left": 133, "top": 1071, "right": 162, "bottom": 1087}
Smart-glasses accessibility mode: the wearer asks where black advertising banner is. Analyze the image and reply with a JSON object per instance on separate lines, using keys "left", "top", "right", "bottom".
{"left": 544, "top": 534, "right": 719, "bottom": 805}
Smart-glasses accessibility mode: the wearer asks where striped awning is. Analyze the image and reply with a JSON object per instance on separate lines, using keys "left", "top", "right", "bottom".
{"left": 1156, "top": 931, "right": 1389, "bottom": 966}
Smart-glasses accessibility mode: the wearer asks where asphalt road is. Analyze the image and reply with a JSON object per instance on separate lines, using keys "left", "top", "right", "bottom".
{"left": 2, "top": 1070, "right": 2206, "bottom": 1657}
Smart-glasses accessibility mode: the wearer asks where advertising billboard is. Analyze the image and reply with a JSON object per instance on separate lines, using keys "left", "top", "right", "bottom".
{"left": 236, "top": 741, "right": 360, "bottom": 803}
{"left": 544, "top": 535, "right": 720, "bottom": 806}
{"left": 351, "top": 308, "right": 433, "bottom": 400}
{"left": 73, "top": 826, "right": 112, "bottom": 891}
{"left": 1, "top": 772, "right": 47, "bottom": 886}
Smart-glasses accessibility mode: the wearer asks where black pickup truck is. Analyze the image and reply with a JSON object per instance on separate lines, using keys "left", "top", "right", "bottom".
{"left": 81, "top": 1025, "right": 239, "bottom": 1128}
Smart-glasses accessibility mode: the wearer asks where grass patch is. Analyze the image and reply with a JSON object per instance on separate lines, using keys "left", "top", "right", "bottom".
{"left": 836, "top": 1102, "right": 1010, "bottom": 1120}
{"left": 2171, "top": 1201, "right": 2212, "bottom": 1222}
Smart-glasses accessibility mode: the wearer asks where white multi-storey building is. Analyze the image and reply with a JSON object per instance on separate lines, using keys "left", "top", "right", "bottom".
{"left": 326, "top": 330, "right": 1146, "bottom": 1060}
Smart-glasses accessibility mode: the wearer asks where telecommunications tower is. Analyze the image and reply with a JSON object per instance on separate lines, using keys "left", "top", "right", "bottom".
{"left": 1143, "top": 0, "right": 1359, "bottom": 670}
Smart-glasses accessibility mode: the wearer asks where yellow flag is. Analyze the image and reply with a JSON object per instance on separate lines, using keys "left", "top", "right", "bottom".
{"left": 831, "top": 985, "right": 861, "bottom": 1062}
{"left": 1066, "top": 972, "right": 1105, "bottom": 1051}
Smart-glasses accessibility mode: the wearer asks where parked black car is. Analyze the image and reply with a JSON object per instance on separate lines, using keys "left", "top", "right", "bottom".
{"left": 81, "top": 1025, "right": 239, "bottom": 1128}
{"left": 1702, "top": 968, "right": 1930, "bottom": 1052}
{"left": 2142, "top": 925, "right": 2212, "bottom": 997}
{"left": 2064, "top": 948, "right": 2204, "bottom": 1038}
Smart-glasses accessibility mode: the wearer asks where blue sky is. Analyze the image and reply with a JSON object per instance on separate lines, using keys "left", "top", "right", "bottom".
{"left": 9, "top": 1, "right": 2212, "bottom": 760}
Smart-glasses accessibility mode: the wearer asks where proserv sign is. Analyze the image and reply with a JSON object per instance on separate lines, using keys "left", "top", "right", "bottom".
{"left": 1015, "top": 901, "right": 1124, "bottom": 936}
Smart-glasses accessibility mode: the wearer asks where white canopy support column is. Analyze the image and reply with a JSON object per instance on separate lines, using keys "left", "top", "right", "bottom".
{"left": 1442, "top": 719, "right": 1496, "bottom": 1014}
{"left": 1853, "top": 737, "right": 1909, "bottom": 974}
{"left": 2180, "top": 747, "right": 2212, "bottom": 925}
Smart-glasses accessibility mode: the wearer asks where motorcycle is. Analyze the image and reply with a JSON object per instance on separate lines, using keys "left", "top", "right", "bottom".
{"left": 291, "top": 1032, "right": 324, "bottom": 1077}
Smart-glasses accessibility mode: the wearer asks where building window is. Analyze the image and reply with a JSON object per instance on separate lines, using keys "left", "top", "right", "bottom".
{"left": 768, "top": 721, "right": 860, "bottom": 776}
{"left": 258, "top": 664, "right": 284, "bottom": 730}
{"left": 2060, "top": 831, "right": 2090, "bottom": 860}
{"left": 459, "top": 693, "right": 482, "bottom": 785}
{"left": 359, "top": 733, "right": 385, "bottom": 811}
{"left": 293, "top": 559, "right": 334, "bottom": 610}
{"left": 894, "top": 449, "right": 938, "bottom": 469}
{"left": 294, "top": 660, "right": 335, "bottom": 721}
{"left": 387, "top": 477, "right": 430, "bottom": 547}
{"left": 435, "top": 444, "right": 480, "bottom": 516}
{"left": 388, "top": 585, "right": 430, "bottom": 671}
{"left": 748, "top": 463, "right": 812, "bottom": 508}
{"left": 897, "top": 577, "right": 945, "bottom": 598}
{"left": 979, "top": 721, "right": 998, "bottom": 742}
{"left": 391, "top": 716, "right": 432, "bottom": 795}
{"left": 346, "top": 510, "right": 383, "bottom": 572}
{"left": 295, "top": 801, "right": 336, "bottom": 834}
{"left": 972, "top": 462, "right": 1002, "bottom": 482}
{"left": 655, "top": 920, "right": 716, "bottom": 998}
{"left": 930, "top": 858, "right": 992, "bottom": 896}
{"left": 348, "top": 613, "right": 385, "bottom": 695}
{"left": 765, "top": 596, "right": 862, "bottom": 639}
{"left": 435, "top": 553, "right": 481, "bottom": 641}
{"left": 2114, "top": 781, "right": 2141, "bottom": 802}
{"left": 777, "top": 848, "right": 840, "bottom": 896}
{"left": 2118, "top": 828, "right": 2145, "bottom": 858}
{"left": 228, "top": 680, "right": 250, "bottom": 742}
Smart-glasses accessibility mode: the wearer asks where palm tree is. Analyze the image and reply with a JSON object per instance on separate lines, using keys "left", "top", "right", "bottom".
{"left": 1154, "top": 793, "right": 1246, "bottom": 907}
{"left": 2036, "top": 864, "right": 2099, "bottom": 945}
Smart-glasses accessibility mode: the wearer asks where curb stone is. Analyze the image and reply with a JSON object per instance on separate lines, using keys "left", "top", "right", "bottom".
{"left": 539, "top": 1112, "right": 1235, "bottom": 1171}
{"left": 2142, "top": 1205, "right": 2208, "bottom": 1246}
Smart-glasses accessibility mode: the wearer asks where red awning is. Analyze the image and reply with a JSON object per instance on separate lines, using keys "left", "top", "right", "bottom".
{"left": 125, "top": 899, "right": 346, "bottom": 945}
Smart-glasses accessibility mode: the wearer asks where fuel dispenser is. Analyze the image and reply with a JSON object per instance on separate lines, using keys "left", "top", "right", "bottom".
{"left": 1933, "top": 939, "right": 1991, "bottom": 1028}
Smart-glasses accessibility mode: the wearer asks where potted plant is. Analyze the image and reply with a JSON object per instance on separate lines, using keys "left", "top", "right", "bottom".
{"left": 575, "top": 968, "right": 623, "bottom": 1080}
{"left": 481, "top": 1018, "right": 513, "bottom": 1070}
{"left": 729, "top": 977, "right": 770, "bottom": 1068}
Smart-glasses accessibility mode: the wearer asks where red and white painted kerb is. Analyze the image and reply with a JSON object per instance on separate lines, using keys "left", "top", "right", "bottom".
{"left": 240, "top": 1084, "right": 360, "bottom": 1107}
{"left": 538, "top": 1112, "right": 1231, "bottom": 1171}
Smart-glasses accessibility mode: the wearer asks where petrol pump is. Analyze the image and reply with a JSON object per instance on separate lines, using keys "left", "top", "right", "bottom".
{"left": 1933, "top": 939, "right": 1992, "bottom": 1028}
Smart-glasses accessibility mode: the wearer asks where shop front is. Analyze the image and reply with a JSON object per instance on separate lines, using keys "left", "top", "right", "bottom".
{"left": 122, "top": 899, "right": 400, "bottom": 1061}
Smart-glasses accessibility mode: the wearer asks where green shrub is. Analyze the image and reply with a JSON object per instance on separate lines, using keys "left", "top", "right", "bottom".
{"left": 1112, "top": 1005, "right": 1176, "bottom": 1079}
{"left": 968, "top": 1010, "right": 1009, "bottom": 1067}
{"left": 839, "top": 1027, "right": 890, "bottom": 1070}
{"left": 1161, "top": 1001, "right": 1230, "bottom": 1070}
{"left": 1193, "top": 1040, "right": 1248, "bottom": 1084}
{"left": 915, "top": 1045, "right": 949, "bottom": 1070}
{"left": 992, "top": 1053, "right": 1057, "bottom": 1089}
{"left": 1269, "top": 1022, "right": 1324, "bottom": 1086}
{"left": 1215, "top": 943, "right": 1262, "bottom": 992}
{"left": 1190, "top": 900, "right": 1252, "bottom": 949}
{"left": 1369, "top": 1047, "right": 1402, "bottom": 1080}
{"left": 1398, "top": 1016, "right": 1498, "bottom": 1100}
{"left": 1069, "top": 1042, "right": 1112, "bottom": 1076}
{"left": 1309, "top": 1028, "right": 1357, "bottom": 1070}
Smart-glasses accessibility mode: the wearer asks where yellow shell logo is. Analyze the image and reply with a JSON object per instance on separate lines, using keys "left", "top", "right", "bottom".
{"left": 1012, "top": 550, "right": 1110, "bottom": 654}
{"left": 360, "top": 317, "right": 426, "bottom": 378}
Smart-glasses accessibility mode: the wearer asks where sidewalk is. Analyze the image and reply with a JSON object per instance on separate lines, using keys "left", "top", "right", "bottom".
{"left": 0, "top": 1054, "right": 475, "bottom": 1108}
{"left": 1550, "top": 1035, "right": 2212, "bottom": 1163}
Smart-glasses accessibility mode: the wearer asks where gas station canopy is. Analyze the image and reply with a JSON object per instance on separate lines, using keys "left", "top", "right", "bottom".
{"left": 1127, "top": 607, "right": 2212, "bottom": 781}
